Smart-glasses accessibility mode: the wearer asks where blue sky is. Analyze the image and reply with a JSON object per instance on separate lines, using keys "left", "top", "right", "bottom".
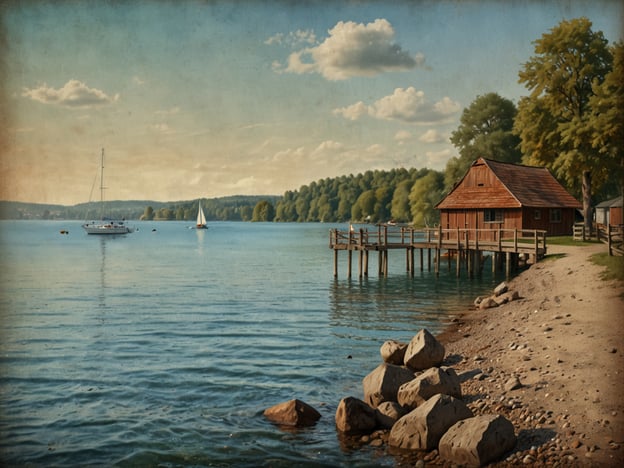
{"left": 2, "top": 0, "right": 622, "bottom": 205}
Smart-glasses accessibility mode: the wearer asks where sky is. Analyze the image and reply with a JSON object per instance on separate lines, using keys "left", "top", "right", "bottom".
{"left": 1, "top": 0, "right": 622, "bottom": 206}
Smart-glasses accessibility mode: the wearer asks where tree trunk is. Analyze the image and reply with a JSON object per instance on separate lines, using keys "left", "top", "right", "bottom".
{"left": 582, "top": 170, "right": 592, "bottom": 234}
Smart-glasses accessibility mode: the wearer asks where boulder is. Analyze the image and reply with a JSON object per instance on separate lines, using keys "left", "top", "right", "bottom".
{"left": 504, "top": 375, "right": 523, "bottom": 392}
{"left": 478, "top": 297, "right": 499, "bottom": 310}
{"left": 403, "top": 329, "right": 445, "bottom": 371}
{"left": 264, "top": 399, "right": 321, "bottom": 427}
{"left": 498, "top": 290, "right": 520, "bottom": 304}
{"left": 397, "top": 367, "right": 462, "bottom": 409}
{"left": 335, "top": 396, "right": 377, "bottom": 435}
{"left": 362, "top": 363, "right": 415, "bottom": 408}
{"left": 375, "top": 401, "right": 407, "bottom": 429}
{"left": 493, "top": 281, "right": 509, "bottom": 296}
{"left": 380, "top": 340, "right": 407, "bottom": 365}
{"left": 388, "top": 394, "right": 473, "bottom": 451}
{"left": 439, "top": 414, "right": 517, "bottom": 466}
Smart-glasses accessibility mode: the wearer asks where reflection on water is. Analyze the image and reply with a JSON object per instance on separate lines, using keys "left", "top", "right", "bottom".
{"left": 98, "top": 236, "right": 107, "bottom": 307}
{"left": 329, "top": 265, "right": 502, "bottom": 341}
{"left": 195, "top": 227, "right": 205, "bottom": 256}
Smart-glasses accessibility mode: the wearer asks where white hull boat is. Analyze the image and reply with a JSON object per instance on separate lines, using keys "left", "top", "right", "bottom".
{"left": 82, "top": 149, "right": 133, "bottom": 235}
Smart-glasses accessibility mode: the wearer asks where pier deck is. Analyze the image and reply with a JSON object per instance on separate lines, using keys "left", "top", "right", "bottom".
{"left": 329, "top": 225, "right": 547, "bottom": 278}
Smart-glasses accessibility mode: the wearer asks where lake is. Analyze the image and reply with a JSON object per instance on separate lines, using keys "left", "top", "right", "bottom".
{"left": 0, "top": 220, "right": 503, "bottom": 466}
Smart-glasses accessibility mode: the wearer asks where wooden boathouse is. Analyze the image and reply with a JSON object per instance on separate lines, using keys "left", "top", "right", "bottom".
{"left": 436, "top": 158, "right": 582, "bottom": 237}
{"left": 329, "top": 224, "right": 547, "bottom": 278}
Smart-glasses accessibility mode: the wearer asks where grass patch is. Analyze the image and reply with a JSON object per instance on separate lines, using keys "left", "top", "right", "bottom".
{"left": 590, "top": 253, "right": 624, "bottom": 282}
{"left": 547, "top": 236, "right": 601, "bottom": 246}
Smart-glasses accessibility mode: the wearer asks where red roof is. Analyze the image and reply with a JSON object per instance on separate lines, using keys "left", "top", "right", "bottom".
{"left": 436, "top": 158, "right": 582, "bottom": 209}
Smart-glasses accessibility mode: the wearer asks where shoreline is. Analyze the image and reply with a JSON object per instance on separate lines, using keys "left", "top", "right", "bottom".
{"left": 436, "top": 242, "right": 624, "bottom": 465}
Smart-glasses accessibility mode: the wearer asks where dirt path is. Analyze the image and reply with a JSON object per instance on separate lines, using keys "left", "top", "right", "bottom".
{"left": 439, "top": 242, "right": 624, "bottom": 466}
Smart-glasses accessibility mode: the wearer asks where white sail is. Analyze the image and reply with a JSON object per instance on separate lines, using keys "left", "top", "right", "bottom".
{"left": 196, "top": 201, "right": 207, "bottom": 227}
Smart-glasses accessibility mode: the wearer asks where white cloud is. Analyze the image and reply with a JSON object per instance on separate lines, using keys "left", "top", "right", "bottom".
{"left": 419, "top": 129, "right": 444, "bottom": 143}
{"left": 132, "top": 76, "right": 146, "bottom": 85}
{"left": 332, "top": 101, "right": 368, "bottom": 120}
{"left": 394, "top": 130, "right": 412, "bottom": 141}
{"left": 366, "top": 143, "right": 385, "bottom": 155}
{"left": 280, "top": 19, "right": 422, "bottom": 80}
{"left": 333, "top": 87, "right": 460, "bottom": 125}
{"left": 312, "top": 140, "right": 344, "bottom": 155}
{"left": 22, "top": 79, "right": 119, "bottom": 108}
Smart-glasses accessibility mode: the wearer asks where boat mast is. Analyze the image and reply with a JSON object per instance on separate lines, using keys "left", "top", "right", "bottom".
{"left": 100, "top": 148, "right": 105, "bottom": 219}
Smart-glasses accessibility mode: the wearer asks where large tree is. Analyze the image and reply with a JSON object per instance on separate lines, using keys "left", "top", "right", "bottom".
{"left": 514, "top": 17, "right": 614, "bottom": 231}
{"left": 446, "top": 92, "right": 521, "bottom": 189}
{"left": 587, "top": 42, "right": 624, "bottom": 201}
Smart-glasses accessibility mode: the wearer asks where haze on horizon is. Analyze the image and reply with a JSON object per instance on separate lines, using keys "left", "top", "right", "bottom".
{"left": 1, "top": 0, "right": 622, "bottom": 206}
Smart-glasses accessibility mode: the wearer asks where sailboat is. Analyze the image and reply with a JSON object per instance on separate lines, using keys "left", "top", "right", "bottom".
{"left": 82, "top": 149, "right": 133, "bottom": 235}
{"left": 196, "top": 201, "right": 208, "bottom": 229}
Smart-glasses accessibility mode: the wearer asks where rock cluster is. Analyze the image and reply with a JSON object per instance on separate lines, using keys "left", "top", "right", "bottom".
{"left": 337, "top": 328, "right": 517, "bottom": 466}
{"left": 474, "top": 281, "right": 520, "bottom": 310}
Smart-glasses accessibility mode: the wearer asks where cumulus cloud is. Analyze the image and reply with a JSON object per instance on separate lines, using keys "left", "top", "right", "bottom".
{"left": 419, "top": 129, "right": 444, "bottom": 143}
{"left": 394, "top": 130, "right": 412, "bottom": 141}
{"left": 332, "top": 101, "right": 368, "bottom": 120}
{"left": 22, "top": 79, "right": 119, "bottom": 108}
{"left": 333, "top": 87, "right": 460, "bottom": 124}
{"left": 275, "top": 19, "right": 423, "bottom": 80}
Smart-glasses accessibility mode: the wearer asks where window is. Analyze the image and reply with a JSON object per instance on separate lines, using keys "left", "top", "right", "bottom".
{"left": 549, "top": 209, "right": 562, "bottom": 223}
{"left": 484, "top": 209, "right": 503, "bottom": 223}
{"left": 534, "top": 209, "right": 542, "bottom": 220}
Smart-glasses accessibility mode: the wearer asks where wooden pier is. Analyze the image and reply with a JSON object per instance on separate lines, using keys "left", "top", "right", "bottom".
{"left": 329, "top": 225, "right": 547, "bottom": 278}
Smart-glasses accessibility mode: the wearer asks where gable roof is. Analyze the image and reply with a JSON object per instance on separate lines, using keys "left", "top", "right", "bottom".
{"left": 596, "top": 196, "right": 623, "bottom": 209}
{"left": 436, "top": 158, "right": 582, "bottom": 210}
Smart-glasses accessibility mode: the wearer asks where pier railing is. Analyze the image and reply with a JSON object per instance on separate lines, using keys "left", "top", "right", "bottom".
{"left": 329, "top": 225, "right": 547, "bottom": 278}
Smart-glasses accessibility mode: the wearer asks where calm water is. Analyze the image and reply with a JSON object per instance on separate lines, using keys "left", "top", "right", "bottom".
{"left": 0, "top": 221, "right": 503, "bottom": 467}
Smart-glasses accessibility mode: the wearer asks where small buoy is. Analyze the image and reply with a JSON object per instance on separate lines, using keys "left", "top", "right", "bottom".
{"left": 347, "top": 355, "right": 352, "bottom": 359}
{"left": 152, "top": 228, "right": 157, "bottom": 232}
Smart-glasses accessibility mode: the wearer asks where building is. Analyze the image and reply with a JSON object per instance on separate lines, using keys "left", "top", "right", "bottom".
{"left": 595, "top": 196, "right": 623, "bottom": 227}
{"left": 435, "top": 158, "right": 582, "bottom": 237}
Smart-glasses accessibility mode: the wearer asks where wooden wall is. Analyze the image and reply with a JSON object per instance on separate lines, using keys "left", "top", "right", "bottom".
{"left": 440, "top": 207, "right": 576, "bottom": 237}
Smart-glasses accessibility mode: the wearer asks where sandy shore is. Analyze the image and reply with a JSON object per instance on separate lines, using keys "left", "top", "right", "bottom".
{"left": 437, "top": 242, "right": 624, "bottom": 466}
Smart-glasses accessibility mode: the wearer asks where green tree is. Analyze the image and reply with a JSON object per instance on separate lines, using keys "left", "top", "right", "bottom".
{"left": 240, "top": 205, "right": 253, "bottom": 221}
{"left": 352, "top": 190, "right": 376, "bottom": 222}
{"left": 514, "top": 17, "right": 614, "bottom": 231}
{"left": 390, "top": 179, "right": 413, "bottom": 222}
{"left": 374, "top": 186, "right": 393, "bottom": 222}
{"left": 587, "top": 42, "right": 624, "bottom": 201}
{"left": 141, "top": 206, "right": 154, "bottom": 221}
{"left": 252, "top": 200, "right": 275, "bottom": 222}
{"left": 409, "top": 171, "right": 444, "bottom": 227}
{"left": 447, "top": 93, "right": 521, "bottom": 189}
